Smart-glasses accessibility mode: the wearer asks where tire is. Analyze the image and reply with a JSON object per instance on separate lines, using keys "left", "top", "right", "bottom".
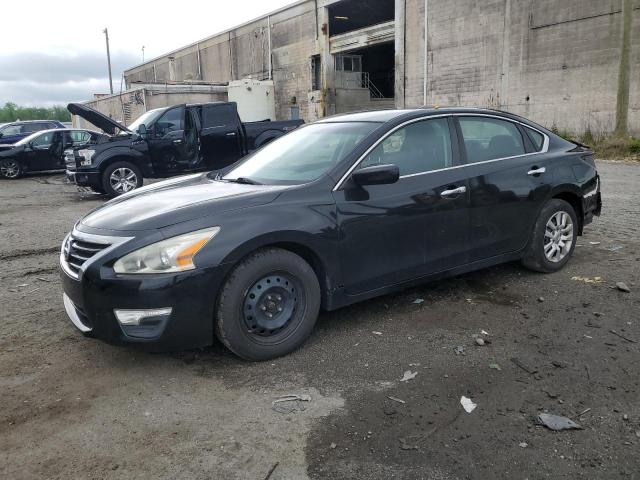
{"left": 215, "top": 248, "right": 321, "bottom": 361}
{"left": 102, "top": 161, "right": 143, "bottom": 196}
{"left": 521, "top": 199, "right": 578, "bottom": 273}
{"left": 0, "top": 158, "right": 23, "bottom": 179}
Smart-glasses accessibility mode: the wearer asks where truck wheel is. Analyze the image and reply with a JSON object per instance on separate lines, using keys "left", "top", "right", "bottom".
{"left": 521, "top": 199, "right": 578, "bottom": 273}
{"left": 102, "top": 161, "right": 143, "bottom": 196}
{"left": 0, "top": 159, "right": 23, "bottom": 179}
{"left": 215, "top": 248, "right": 321, "bottom": 361}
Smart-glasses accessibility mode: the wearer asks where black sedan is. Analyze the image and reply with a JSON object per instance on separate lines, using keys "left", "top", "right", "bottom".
{"left": 59, "top": 108, "right": 601, "bottom": 360}
{"left": 0, "top": 129, "right": 101, "bottom": 179}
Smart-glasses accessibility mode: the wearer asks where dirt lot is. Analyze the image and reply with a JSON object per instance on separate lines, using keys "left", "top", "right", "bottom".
{"left": 1, "top": 161, "right": 638, "bottom": 480}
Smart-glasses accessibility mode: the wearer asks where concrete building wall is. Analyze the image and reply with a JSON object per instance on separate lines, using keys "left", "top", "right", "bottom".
{"left": 121, "top": 0, "right": 638, "bottom": 135}
{"left": 401, "top": 0, "right": 639, "bottom": 134}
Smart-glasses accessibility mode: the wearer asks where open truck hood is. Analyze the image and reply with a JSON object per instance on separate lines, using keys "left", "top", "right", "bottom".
{"left": 67, "top": 103, "right": 130, "bottom": 135}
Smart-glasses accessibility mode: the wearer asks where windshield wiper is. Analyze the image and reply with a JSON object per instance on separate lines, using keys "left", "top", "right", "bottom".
{"left": 224, "top": 177, "right": 263, "bottom": 185}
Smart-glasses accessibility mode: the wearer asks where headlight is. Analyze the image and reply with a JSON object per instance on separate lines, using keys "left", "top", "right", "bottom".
{"left": 113, "top": 227, "right": 220, "bottom": 274}
{"left": 78, "top": 149, "right": 96, "bottom": 166}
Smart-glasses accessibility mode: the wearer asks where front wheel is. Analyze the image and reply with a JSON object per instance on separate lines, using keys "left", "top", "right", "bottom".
{"left": 521, "top": 199, "right": 578, "bottom": 273}
{"left": 215, "top": 248, "right": 321, "bottom": 361}
{"left": 0, "top": 159, "right": 23, "bottom": 179}
{"left": 102, "top": 161, "right": 143, "bottom": 196}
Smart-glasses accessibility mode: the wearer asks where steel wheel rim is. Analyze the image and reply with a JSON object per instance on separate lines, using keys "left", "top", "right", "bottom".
{"left": 243, "top": 273, "right": 299, "bottom": 338}
{"left": 544, "top": 210, "right": 574, "bottom": 263}
{"left": 109, "top": 167, "right": 137, "bottom": 193}
{"left": 1, "top": 160, "right": 20, "bottom": 178}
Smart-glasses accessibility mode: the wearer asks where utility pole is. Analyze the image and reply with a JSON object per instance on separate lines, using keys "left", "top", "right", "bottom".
{"left": 614, "top": 0, "right": 632, "bottom": 136}
{"left": 103, "top": 28, "right": 114, "bottom": 94}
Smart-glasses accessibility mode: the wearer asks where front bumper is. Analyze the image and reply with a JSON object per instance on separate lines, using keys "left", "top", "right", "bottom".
{"left": 66, "top": 169, "right": 102, "bottom": 189}
{"left": 60, "top": 249, "right": 230, "bottom": 351}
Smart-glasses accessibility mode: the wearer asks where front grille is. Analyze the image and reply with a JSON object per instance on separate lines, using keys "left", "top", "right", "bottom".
{"left": 64, "top": 235, "right": 110, "bottom": 276}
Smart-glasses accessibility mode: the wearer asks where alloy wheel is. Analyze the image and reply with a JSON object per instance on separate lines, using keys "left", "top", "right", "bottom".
{"left": 109, "top": 167, "right": 138, "bottom": 193}
{"left": 0, "top": 160, "right": 20, "bottom": 179}
{"left": 543, "top": 210, "right": 574, "bottom": 262}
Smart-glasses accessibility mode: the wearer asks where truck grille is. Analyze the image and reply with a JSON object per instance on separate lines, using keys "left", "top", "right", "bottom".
{"left": 64, "top": 150, "right": 77, "bottom": 171}
{"left": 62, "top": 235, "right": 111, "bottom": 276}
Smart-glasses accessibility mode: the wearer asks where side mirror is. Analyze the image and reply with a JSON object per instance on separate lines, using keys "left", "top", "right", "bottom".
{"left": 352, "top": 164, "right": 400, "bottom": 186}
{"left": 136, "top": 124, "right": 148, "bottom": 138}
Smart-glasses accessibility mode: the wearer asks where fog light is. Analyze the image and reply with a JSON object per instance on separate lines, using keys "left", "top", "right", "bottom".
{"left": 114, "top": 308, "right": 172, "bottom": 326}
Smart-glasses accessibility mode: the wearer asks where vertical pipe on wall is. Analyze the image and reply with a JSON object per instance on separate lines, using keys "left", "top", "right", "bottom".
{"left": 423, "top": 0, "right": 428, "bottom": 106}
{"left": 267, "top": 15, "right": 273, "bottom": 80}
{"left": 615, "top": 0, "right": 632, "bottom": 136}
{"left": 196, "top": 44, "right": 202, "bottom": 80}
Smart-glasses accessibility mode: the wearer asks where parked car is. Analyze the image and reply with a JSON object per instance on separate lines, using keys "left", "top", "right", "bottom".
{"left": 60, "top": 108, "right": 601, "bottom": 360}
{"left": 0, "top": 129, "right": 103, "bottom": 179}
{"left": 65, "top": 102, "right": 304, "bottom": 196}
{"left": 0, "top": 120, "right": 65, "bottom": 145}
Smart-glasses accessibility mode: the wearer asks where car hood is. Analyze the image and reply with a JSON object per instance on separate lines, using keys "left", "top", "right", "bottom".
{"left": 0, "top": 144, "right": 17, "bottom": 152}
{"left": 80, "top": 173, "right": 287, "bottom": 231}
{"left": 67, "top": 103, "right": 130, "bottom": 135}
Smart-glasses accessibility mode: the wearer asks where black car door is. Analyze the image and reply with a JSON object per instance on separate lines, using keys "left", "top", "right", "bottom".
{"left": 199, "top": 104, "right": 243, "bottom": 170}
{"left": 148, "top": 106, "right": 187, "bottom": 175}
{"left": 455, "top": 115, "right": 552, "bottom": 262}
{"left": 28, "top": 131, "right": 64, "bottom": 172}
{"left": 333, "top": 116, "right": 470, "bottom": 296}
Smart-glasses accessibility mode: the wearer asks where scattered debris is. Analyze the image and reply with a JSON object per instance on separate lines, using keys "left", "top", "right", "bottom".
{"left": 615, "top": 282, "right": 631, "bottom": 293}
{"left": 330, "top": 442, "right": 337, "bottom": 449}
{"left": 604, "top": 245, "right": 623, "bottom": 252}
{"left": 551, "top": 360, "right": 568, "bottom": 369}
{"left": 400, "top": 370, "right": 418, "bottom": 382}
{"left": 519, "top": 442, "right": 528, "bottom": 448}
{"left": 609, "top": 329, "right": 637, "bottom": 344}
{"left": 460, "top": 396, "right": 477, "bottom": 413}
{"left": 36, "top": 277, "right": 50, "bottom": 282}
{"left": 387, "top": 396, "right": 406, "bottom": 404}
{"left": 481, "top": 330, "right": 489, "bottom": 335}
{"left": 578, "top": 408, "right": 592, "bottom": 416}
{"left": 537, "top": 413, "right": 582, "bottom": 431}
{"left": 413, "top": 298, "right": 424, "bottom": 304}
{"left": 454, "top": 345, "right": 465, "bottom": 355}
{"left": 623, "top": 414, "right": 629, "bottom": 421}
{"left": 571, "top": 276, "right": 604, "bottom": 284}
{"left": 589, "top": 241, "right": 601, "bottom": 245}
{"left": 475, "top": 337, "right": 485, "bottom": 346}
{"left": 511, "top": 357, "right": 538, "bottom": 375}
{"left": 489, "top": 363, "right": 501, "bottom": 371}
{"left": 537, "top": 297, "right": 545, "bottom": 302}
{"left": 271, "top": 394, "right": 311, "bottom": 414}
{"left": 263, "top": 462, "right": 279, "bottom": 480}
{"left": 15, "top": 284, "right": 29, "bottom": 288}
{"left": 399, "top": 437, "right": 419, "bottom": 450}
{"left": 372, "top": 331, "right": 383, "bottom": 336}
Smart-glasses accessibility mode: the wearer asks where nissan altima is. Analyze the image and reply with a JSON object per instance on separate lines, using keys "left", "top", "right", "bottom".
{"left": 60, "top": 108, "right": 601, "bottom": 360}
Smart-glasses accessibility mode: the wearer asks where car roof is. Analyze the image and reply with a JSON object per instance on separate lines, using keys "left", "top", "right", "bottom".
{"left": 6, "top": 120, "right": 62, "bottom": 125}
{"left": 316, "top": 107, "right": 543, "bottom": 126}
{"left": 30, "top": 128, "right": 100, "bottom": 135}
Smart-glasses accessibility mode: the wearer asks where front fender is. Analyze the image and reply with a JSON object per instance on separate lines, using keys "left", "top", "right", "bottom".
{"left": 93, "top": 145, "right": 153, "bottom": 176}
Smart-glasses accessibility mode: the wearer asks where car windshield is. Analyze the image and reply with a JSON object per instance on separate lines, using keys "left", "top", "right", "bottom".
{"left": 15, "top": 131, "right": 48, "bottom": 146}
{"left": 221, "top": 122, "right": 380, "bottom": 185}
{"left": 125, "top": 108, "right": 165, "bottom": 134}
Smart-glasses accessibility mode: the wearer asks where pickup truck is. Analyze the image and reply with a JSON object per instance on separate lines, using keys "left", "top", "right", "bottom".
{"left": 65, "top": 102, "right": 303, "bottom": 196}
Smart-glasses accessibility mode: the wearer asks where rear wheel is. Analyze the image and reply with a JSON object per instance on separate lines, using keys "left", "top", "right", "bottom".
{"left": 0, "top": 159, "right": 22, "bottom": 179}
{"left": 102, "top": 161, "right": 143, "bottom": 196}
{"left": 521, "top": 199, "right": 578, "bottom": 273}
{"left": 215, "top": 248, "right": 321, "bottom": 361}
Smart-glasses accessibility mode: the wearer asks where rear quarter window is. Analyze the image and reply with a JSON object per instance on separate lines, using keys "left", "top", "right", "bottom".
{"left": 525, "top": 128, "right": 545, "bottom": 151}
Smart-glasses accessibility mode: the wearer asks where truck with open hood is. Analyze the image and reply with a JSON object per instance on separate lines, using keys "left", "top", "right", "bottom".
{"left": 65, "top": 102, "right": 303, "bottom": 196}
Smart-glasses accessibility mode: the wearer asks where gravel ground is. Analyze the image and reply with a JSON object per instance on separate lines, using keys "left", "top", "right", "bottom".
{"left": 0, "top": 161, "right": 638, "bottom": 480}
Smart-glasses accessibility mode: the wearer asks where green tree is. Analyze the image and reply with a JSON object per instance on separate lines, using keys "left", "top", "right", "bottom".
{"left": 0, "top": 102, "right": 71, "bottom": 123}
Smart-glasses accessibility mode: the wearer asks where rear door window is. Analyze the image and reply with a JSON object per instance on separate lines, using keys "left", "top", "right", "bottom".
{"left": 459, "top": 117, "right": 525, "bottom": 163}
{"left": 202, "top": 104, "right": 236, "bottom": 128}
{"left": 23, "top": 123, "right": 46, "bottom": 133}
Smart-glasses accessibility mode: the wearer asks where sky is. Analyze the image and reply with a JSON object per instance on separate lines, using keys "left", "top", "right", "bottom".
{"left": 0, "top": 0, "right": 297, "bottom": 107}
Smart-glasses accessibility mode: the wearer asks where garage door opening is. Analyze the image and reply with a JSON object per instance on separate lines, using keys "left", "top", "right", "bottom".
{"left": 329, "top": 0, "right": 395, "bottom": 36}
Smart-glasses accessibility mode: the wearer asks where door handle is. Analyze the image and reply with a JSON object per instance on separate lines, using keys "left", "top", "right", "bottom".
{"left": 527, "top": 167, "right": 546, "bottom": 176}
{"left": 172, "top": 139, "right": 183, "bottom": 144}
{"left": 440, "top": 186, "right": 467, "bottom": 198}
{"left": 226, "top": 132, "right": 237, "bottom": 137}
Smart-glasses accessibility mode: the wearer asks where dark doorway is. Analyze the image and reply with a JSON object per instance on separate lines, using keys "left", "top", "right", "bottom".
{"left": 329, "top": 0, "right": 394, "bottom": 36}
{"left": 347, "top": 42, "right": 395, "bottom": 99}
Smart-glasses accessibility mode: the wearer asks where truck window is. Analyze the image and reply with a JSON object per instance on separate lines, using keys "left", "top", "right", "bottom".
{"left": 203, "top": 104, "right": 236, "bottom": 128}
{"left": 155, "top": 107, "right": 184, "bottom": 136}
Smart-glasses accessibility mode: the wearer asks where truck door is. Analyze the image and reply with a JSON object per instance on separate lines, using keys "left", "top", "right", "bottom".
{"left": 199, "top": 104, "right": 243, "bottom": 170}
{"left": 147, "top": 105, "right": 187, "bottom": 174}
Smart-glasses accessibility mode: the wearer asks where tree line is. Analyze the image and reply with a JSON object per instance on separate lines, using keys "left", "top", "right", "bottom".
{"left": 0, "top": 102, "right": 71, "bottom": 123}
